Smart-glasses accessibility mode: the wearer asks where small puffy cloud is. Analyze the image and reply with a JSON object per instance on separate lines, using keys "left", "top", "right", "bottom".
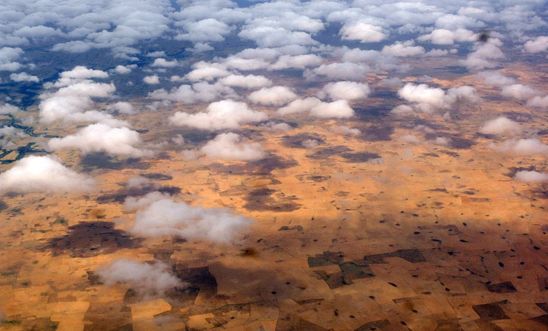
{"left": 270, "top": 54, "right": 322, "bottom": 70}
{"left": 219, "top": 74, "right": 272, "bottom": 89}
{"left": 418, "top": 28, "right": 475, "bottom": 45}
{"left": 527, "top": 95, "right": 548, "bottom": 109}
{"left": 310, "top": 100, "right": 354, "bottom": 119}
{"left": 176, "top": 18, "right": 232, "bottom": 43}
{"left": 398, "top": 83, "right": 446, "bottom": 109}
{"left": 0, "top": 47, "right": 23, "bottom": 72}
{"left": 185, "top": 63, "right": 230, "bottom": 81}
{"left": 114, "top": 65, "right": 132, "bottom": 74}
{"left": 0, "top": 103, "right": 21, "bottom": 115}
{"left": 130, "top": 197, "right": 251, "bottom": 244}
{"left": 524, "top": 36, "right": 548, "bottom": 53}
{"left": 462, "top": 39, "right": 505, "bottom": 70}
{"left": 501, "top": 84, "right": 538, "bottom": 100}
{"left": 397, "top": 83, "right": 478, "bottom": 112}
{"left": 0, "top": 126, "right": 28, "bottom": 149}
{"left": 514, "top": 170, "right": 548, "bottom": 183}
{"left": 478, "top": 71, "right": 515, "bottom": 87}
{"left": 239, "top": 25, "right": 316, "bottom": 48}
{"left": 170, "top": 99, "right": 266, "bottom": 130}
{"left": 109, "top": 101, "right": 135, "bottom": 114}
{"left": 150, "top": 82, "right": 234, "bottom": 104}
{"left": 201, "top": 133, "right": 265, "bottom": 161}
{"left": 48, "top": 123, "right": 149, "bottom": 157}
{"left": 248, "top": 86, "right": 297, "bottom": 106}
{"left": 308, "top": 62, "right": 368, "bottom": 81}
{"left": 319, "top": 81, "right": 370, "bottom": 101}
{"left": 151, "top": 58, "right": 178, "bottom": 68}
{"left": 0, "top": 155, "right": 94, "bottom": 194}
{"left": 340, "top": 22, "right": 386, "bottom": 43}
{"left": 382, "top": 41, "right": 425, "bottom": 57}
{"left": 277, "top": 97, "right": 321, "bottom": 116}
{"left": 331, "top": 125, "right": 361, "bottom": 136}
{"left": 492, "top": 138, "right": 548, "bottom": 155}
{"left": 97, "top": 259, "right": 183, "bottom": 296}
{"left": 10, "top": 72, "right": 39, "bottom": 83}
{"left": 479, "top": 116, "right": 521, "bottom": 136}
{"left": 143, "top": 75, "right": 160, "bottom": 85}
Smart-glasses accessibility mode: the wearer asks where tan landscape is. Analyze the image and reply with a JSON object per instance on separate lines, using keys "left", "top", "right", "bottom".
{"left": 1, "top": 64, "right": 546, "bottom": 331}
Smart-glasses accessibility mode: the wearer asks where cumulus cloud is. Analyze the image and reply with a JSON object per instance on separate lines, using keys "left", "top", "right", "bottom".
{"left": 479, "top": 116, "right": 521, "bottom": 136}
{"left": 418, "top": 28, "right": 475, "bottom": 45}
{"left": 277, "top": 97, "right": 321, "bottom": 116}
{"left": 129, "top": 197, "right": 252, "bottom": 244}
{"left": 150, "top": 82, "right": 235, "bottom": 104}
{"left": 514, "top": 170, "right": 548, "bottom": 183}
{"left": 462, "top": 39, "right": 505, "bottom": 70}
{"left": 0, "top": 126, "right": 28, "bottom": 149}
{"left": 219, "top": 74, "right": 272, "bottom": 89}
{"left": 39, "top": 66, "right": 119, "bottom": 125}
{"left": 319, "top": 81, "right": 370, "bottom": 101}
{"left": 340, "top": 22, "right": 386, "bottom": 43}
{"left": 248, "top": 86, "right": 297, "bottom": 106}
{"left": 114, "top": 65, "right": 132, "bottom": 74}
{"left": 270, "top": 54, "right": 322, "bottom": 70}
{"left": 176, "top": 18, "right": 232, "bottom": 43}
{"left": 170, "top": 99, "right": 266, "bottom": 130}
{"left": 109, "top": 101, "right": 135, "bottom": 114}
{"left": 185, "top": 63, "right": 230, "bottom": 81}
{"left": 527, "top": 95, "right": 548, "bottom": 109}
{"left": 310, "top": 100, "right": 354, "bottom": 119}
{"left": 200, "top": 133, "right": 265, "bottom": 161}
{"left": 10, "top": 72, "right": 39, "bottom": 83}
{"left": 478, "top": 71, "right": 515, "bottom": 87}
{"left": 143, "top": 75, "right": 160, "bottom": 85}
{"left": 501, "top": 84, "right": 538, "bottom": 100}
{"left": 0, "top": 155, "right": 94, "bottom": 194}
{"left": 382, "top": 41, "right": 425, "bottom": 57}
{"left": 48, "top": 123, "right": 149, "bottom": 157}
{"left": 151, "top": 58, "right": 178, "bottom": 68}
{"left": 0, "top": 47, "right": 23, "bottom": 71}
{"left": 97, "top": 259, "right": 183, "bottom": 296}
{"left": 397, "top": 83, "right": 478, "bottom": 112}
{"left": 492, "top": 138, "right": 548, "bottom": 155}
{"left": 0, "top": 103, "right": 21, "bottom": 115}
{"left": 524, "top": 36, "right": 548, "bottom": 53}
{"left": 307, "top": 62, "right": 368, "bottom": 81}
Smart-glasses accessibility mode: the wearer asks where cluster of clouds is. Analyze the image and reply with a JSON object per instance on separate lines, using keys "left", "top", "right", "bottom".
{"left": 478, "top": 70, "right": 548, "bottom": 109}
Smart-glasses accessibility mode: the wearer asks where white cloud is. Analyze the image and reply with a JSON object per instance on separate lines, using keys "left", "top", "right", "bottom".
{"left": 114, "top": 65, "right": 132, "bottom": 74}
{"left": 527, "top": 95, "right": 548, "bottom": 109}
{"left": 185, "top": 62, "right": 230, "bottom": 81}
{"left": 382, "top": 41, "right": 425, "bottom": 57}
{"left": 48, "top": 123, "right": 149, "bottom": 157}
{"left": 479, "top": 116, "right": 521, "bottom": 136}
{"left": 130, "top": 197, "right": 251, "bottom": 244}
{"left": 397, "top": 83, "right": 478, "bottom": 112}
{"left": 418, "top": 28, "right": 475, "bottom": 45}
{"left": 310, "top": 100, "right": 354, "bottom": 119}
{"left": 478, "top": 71, "right": 515, "bottom": 87}
{"left": 501, "top": 84, "right": 538, "bottom": 100}
{"left": 462, "top": 39, "right": 505, "bottom": 70}
{"left": 514, "top": 170, "right": 548, "bottom": 183}
{"left": 151, "top": 58, "right": 178, "bottom": 68}
{"left": 340, "top": 22, "right": 386, "bottom": 43}
{"left": 277, "top": 97, "right": 321, "bottom": 116}
{"left": 10, "top": 72, "right": 39, "bottom": 82}
{"left": 308, "top": 62, "right": 368, "bottom": 81}
{"left": 219, "top": 74, "right": 272, "bottom": 89}
{"left": 0, "top": 126, "right": 28, "bottom": 149}
{"left": 0, "top": 155, "right": 94, "bottom": 194}
{"left": 143, "top": 75, "right": 160, "bottom": 85}
{"left": 97, "top": 259, "right": 183, "bottom": 296}
{"left": 319, "top": 81, "right": 370, "bottom": 101}
{"left": 492, "top": 138, "right": 548, "bottom": 155}
{"left": 524, "top": 36, "right": 548, "bottom": 53}
{"left": 170, "top": 99, "right": 266, "bottom": 130}
{"left": 150, "top": 82, "right": 235, "bottom": 104}
{"left": 109, "top": 101, "right": 135, "bottom": 114}
{"left": 176, "top": 18, "right": 232, "bottom": 43}
{"left": 0, "top": 103, "right": 21, "bottom": 115}
{"left": 331, "top": 125, "right": 361, "bottom": 136}
{"left": 270, "top": 54, "right": 322, "bottom": 70}
{"left": 201, "top": 132, "right": 265, "bottom": 161}
{"left": 0, "top": 47, "right": 23, "bottom": 72}
{"left": 248, "top": 86, "right": 297, "bottom": 106}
